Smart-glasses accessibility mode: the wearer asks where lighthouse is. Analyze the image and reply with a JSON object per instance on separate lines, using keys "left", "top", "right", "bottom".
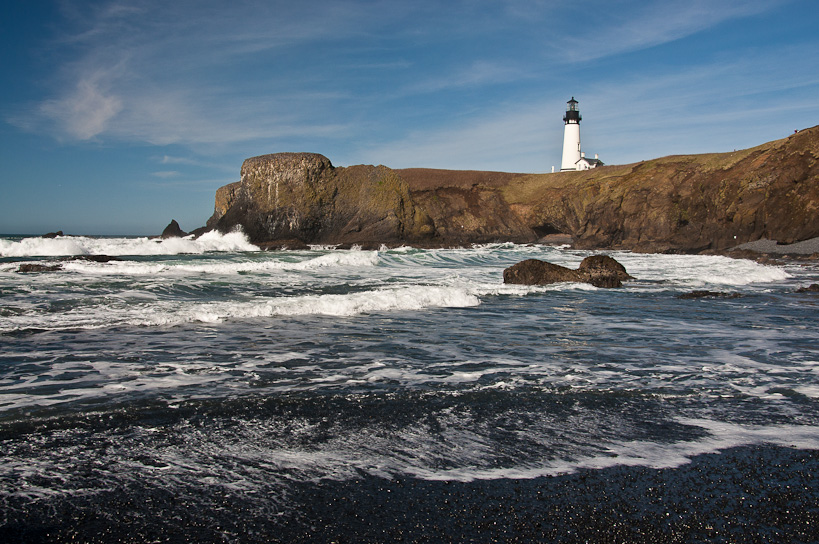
{"left": 559, "top": 97, "right": 603, "bottom": 171}
{"left": 560, "top": 97, "right": 581, "bottom": 171}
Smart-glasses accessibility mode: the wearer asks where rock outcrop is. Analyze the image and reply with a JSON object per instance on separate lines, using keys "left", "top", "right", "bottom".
{"left": 397, "top": 169, "right": 537, "bottom": 245}
{"left": 208, "top": 153, "right": 435, "bottom": 246}
{"left": 502, "top": 126, "right": 819, "bottom": 252}
{"left": 205, "top": 126, "right": 819, "bottom": 252}
{"left": 18, "top": 263, "right": 63, "bottom": 273}
{"left": 161, "top": 220, "right": 187, "bottom": 238}
{"left": 503, "top": 255, "right": 632, "bottom": 288}
{"left": 16, "top": 255, "right": 121, "bottom": 273}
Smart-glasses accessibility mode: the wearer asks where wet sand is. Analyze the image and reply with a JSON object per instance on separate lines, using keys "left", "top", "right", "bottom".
{"left": 2, "top": 447, "right": 817, "bottom": 543}
{"left": 281, "top": 445, "right": 819, "bottom": 543}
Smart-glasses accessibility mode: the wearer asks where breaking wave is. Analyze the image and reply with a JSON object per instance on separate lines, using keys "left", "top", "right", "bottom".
{"left": 0, "top": 230, "right": 259, "bottom": 257}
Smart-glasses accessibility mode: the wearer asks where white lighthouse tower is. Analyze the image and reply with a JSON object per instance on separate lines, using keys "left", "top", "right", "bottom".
{"left": 560, "top": 97, "right": 582, "bottom": 171}
{"left": 559, "top": 97, "right": 603, "bottom": 171}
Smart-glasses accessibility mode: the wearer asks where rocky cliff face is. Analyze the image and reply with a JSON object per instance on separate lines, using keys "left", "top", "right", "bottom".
{"left": 208, "top": 153, "right": 435, "bottom": 246}
{"left": 207, "top": 126, "right": 819, "bottom": 252}
{"left": 502, "top": 126, "right": 819, "bottom": 252}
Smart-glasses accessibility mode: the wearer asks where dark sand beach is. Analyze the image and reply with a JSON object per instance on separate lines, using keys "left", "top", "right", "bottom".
{"left": 3, "top": 446, "right": 817, "bottom": 542}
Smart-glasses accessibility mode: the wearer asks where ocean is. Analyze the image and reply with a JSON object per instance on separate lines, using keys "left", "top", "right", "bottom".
{"left": 1, "top": 232, "right": 818, "bottom": 542}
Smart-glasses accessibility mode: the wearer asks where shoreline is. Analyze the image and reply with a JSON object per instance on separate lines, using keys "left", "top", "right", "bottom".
{"left": 3, "top": 444, "right": 817, "bottom": 542}
{"left": 282, "top": 444, "right": 819, "bottom": 543}
{"left": 5, "top": 231, "right": 819, "bottom": 263}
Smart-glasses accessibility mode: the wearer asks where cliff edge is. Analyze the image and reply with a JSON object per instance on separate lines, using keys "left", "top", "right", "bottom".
{"left": 207, "top": 126, "right": 819, "bottom": 252}
{"left": 208, "top": 153, "right": 435, "bottom": 247}
{"left": 502, "top": 125, "right": 819, "bottom": 252}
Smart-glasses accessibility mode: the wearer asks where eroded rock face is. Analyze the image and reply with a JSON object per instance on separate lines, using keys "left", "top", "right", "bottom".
{"left": 504, "top": 126, "right": 819, "bottom": 252}
{"left": 397, "top": 169, "right": 536, "bottom": 244}
{"left": 503, "top": 255, "right": 632, "bottom": 288}
{"left": 205, "top": 126, "right": 819, "bottom": 251}
{"left": 209, "top": 153, "right": 435, "bottom": 245}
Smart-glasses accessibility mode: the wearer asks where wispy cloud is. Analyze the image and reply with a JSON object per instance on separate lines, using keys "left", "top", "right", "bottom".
{"left": 12, "top": 0, "right": 377, "bottom": 145}
{"left": 6, "top": 0, "right": 806, "bottom": 167}
{"left": 404, "top": 60, "right": 533, "bottom": 95}
{"left": 553, "top": 0, "right": 787, "bottom": 63}
{"left": 357, "top": 37, "right": 819, "bottom": 171}
{"left": 151, "top": 170, "right": 181, "bottom": 179}
{"left": 36, "top": 72, "right": 123, "bottom": 140}
{"left": 357, "top": 100, "right": 556, "bottom": 172}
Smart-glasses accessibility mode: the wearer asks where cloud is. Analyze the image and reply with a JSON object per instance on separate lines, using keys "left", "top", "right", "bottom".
{"left": 356, "top": 39, "right": 819, "bottom": 171}
{"left": 357, "top": 100, "right": 557, "bottom": 172}
{"left": 404, "top": 60, "right": 533, "bottom": 95}
{"left": 160, "top": 155, "right": 202, "bottom": 166}
{"left": 7, "top": 0, "right": 805, "bottom": 165}
{"left": 151, "top": 170, "right": 181, "bottom": 178}
{"left": 553, "top": 0, "right": 786, "bottom": 63}
{"left": 37, "top": 74, "right": 123, "bottom": 140}
{"left": 13, "top": 0, "right": 373, "bottom": 145}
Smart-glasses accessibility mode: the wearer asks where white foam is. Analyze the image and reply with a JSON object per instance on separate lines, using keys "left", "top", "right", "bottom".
{"left": 0, "top": 237, "right": 91, "bottom": 257}
{"left": 0, "top": 231, "right": 259, "bottom": 257}
{"left": 396, "top": 419, "right": 819, "bottom": 482}
{"left": 0, "top": 285, "right": 481, "bottom": 333}
{"left": 0, "top": 244, "right": 801, "bottom": 337}
{"left": 616, "top": 253, "right": 790, "bottom": 287}
{"left": 61, "top": 250, "right": 380, "bottom": 276}
{"left": 183, "top": 285, "right": 481, "bottom": 322}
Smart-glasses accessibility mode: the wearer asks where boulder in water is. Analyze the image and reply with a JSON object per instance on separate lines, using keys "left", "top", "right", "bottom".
{"left": 796, "top": 283, "right": 819, "bottom": 293}
{"left": 503, "top": 255, "right": 632, "bottom": 288}
{"left": 18, "top": 263, "right": 63, "bottom": 273}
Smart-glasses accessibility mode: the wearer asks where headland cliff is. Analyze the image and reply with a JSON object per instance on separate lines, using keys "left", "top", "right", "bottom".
{"left": 206, "top": 125, "right": 819, "bottom": 253}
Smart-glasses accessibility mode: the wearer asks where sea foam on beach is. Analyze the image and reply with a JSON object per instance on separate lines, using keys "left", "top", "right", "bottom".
{"left": 2, "top": 238, "right": 818, "bottom": 540}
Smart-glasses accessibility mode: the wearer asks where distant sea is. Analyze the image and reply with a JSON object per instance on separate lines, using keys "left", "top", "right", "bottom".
{"left": 2, "top": 233, "right": 818, "bottom": 542}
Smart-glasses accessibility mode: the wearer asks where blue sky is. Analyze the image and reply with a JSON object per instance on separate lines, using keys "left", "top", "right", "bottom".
{"left": 2, "top": 0, "right": 818, "bottom": 235}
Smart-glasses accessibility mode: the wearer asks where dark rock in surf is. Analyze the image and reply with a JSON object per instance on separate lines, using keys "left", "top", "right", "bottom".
{"left": 677, "top": 290, "right": 742, "bottom": 299}
{"left": 503, "top": 259, "right": 578, "bottom": 285}
{"left": 503, "top": 255, "right": 632, "bottom": 288}
{"left": 796, "top": 283, "right": 819, "bottom": 293}
{"left": 63, "top": 255, "right": 121, "bottom": 263}
{"left": 42, "top": 231, "right": 63, "bottom": 238}
{"left": 161, "top": 220, "right": 188, "bottom": 238}
{"left": 17, "top": 255, "right": 121, "bottom": 273}
{"left": 255, "top": 239, "right": 311, "bottom": 251}
{"left": 576, "top": 255, "right": 633, "bottom": 288}
{"left": 18, "top": 263, "right": 63, "bottom": 273}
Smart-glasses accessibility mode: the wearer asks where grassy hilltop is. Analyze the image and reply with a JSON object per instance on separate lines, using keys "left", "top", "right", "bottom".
{"left": 208, "top": 126, "right": 819, "bottom": 253}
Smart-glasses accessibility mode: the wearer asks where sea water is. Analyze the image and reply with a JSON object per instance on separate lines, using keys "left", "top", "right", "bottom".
{"left": 1, "top": 233, "right": 818, "bottom": 537}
